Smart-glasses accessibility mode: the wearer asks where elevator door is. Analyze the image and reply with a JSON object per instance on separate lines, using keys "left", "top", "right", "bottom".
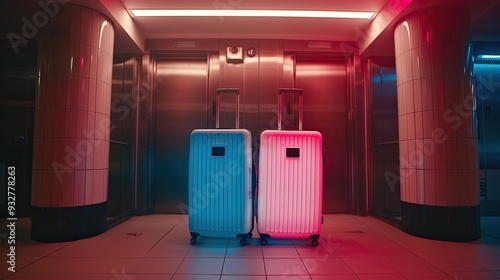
{"left": 294, "top": 59, "right": 350, "bottom": 213}
{"left": 153, "top": 58, "right": 208, "bottom": 213}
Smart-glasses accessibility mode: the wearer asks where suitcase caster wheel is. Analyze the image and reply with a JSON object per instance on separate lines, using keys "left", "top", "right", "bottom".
{"left": 240, "top": 238, "right": 247, "bottom": 246}
{"left": 190, "top": 237, "right": 197, "bottom": 244}
{"left": 311, "top": 239, "right": 318, "bottom": 247}
{"left": 261, "top": 238, "right": 268, "bottom": 246}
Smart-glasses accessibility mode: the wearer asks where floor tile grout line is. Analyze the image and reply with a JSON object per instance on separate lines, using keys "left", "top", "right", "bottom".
{"left": 346, "top": 216, "right": 422, "bottom": 258}
{"left": 457, "top": 253, "right": 500, "bottom": 271}
{"left": 3, "top": 256, "right": 45, "bottom": 279}
{"left": 381, "top": 254, "right": 443, "bottom": 274}
{"left": 6, "top": 215, "right": 499, "bottom": 278}
{"left": 145, "top": 223, "right": 178, "bottom": 255}
{"left": 349, "top": 216, "right": 469, "bottom": 258}
{"left": 481, "top": 232, "right": 500, "bottom": 241}
{"left": 171, "top": 233, "right": 195, "bottom": 277}
{"left": 260, "top": 241, "right": 267, "bottom": 278}
{"left": 262, "top": 245, "right": 269, "bottom": 278}
{"left": 418, "top": 254, "right": 492, "bottom": 276}
{"left": 4, "top": 239, "right": 78, "bottom": 277}
{"left": 326, "top": 215, "right": 463, "bottom": 277}
{"left": 219, "top": 238, "right": 230, "bottom": 278}
{"left": 294, "top": 239, "right": 313, "bottom": 279}
{"left": 362, "top": 215, "right": 500, "bottom": 254}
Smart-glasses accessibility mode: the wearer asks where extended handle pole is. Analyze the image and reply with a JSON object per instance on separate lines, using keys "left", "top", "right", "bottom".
{"left": 215, "top": 88, "right": 240, "bottom": 129}
{"left": 277, "top": 88, "right": 303, "bottom": 131}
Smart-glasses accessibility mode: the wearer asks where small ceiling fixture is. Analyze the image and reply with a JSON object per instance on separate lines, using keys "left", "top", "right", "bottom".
{"left": 130, "top": 9, "right": 375, "bottom": 19}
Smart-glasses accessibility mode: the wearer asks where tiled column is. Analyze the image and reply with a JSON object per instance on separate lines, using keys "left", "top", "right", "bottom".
{"left": 31, "top": 4, "right": 114, "bottom": 242}
{"left": 395, "top": 6, "right": 480, "bottom": 241}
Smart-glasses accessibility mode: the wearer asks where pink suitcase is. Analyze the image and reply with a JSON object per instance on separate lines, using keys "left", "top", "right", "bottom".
{"left": 257, "top": 88, "right": 323, "bottom": 247}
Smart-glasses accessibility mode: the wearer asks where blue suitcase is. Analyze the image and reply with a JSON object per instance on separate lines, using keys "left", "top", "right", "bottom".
{"left": 188, "top": 88, "right": 254, "bottom": 245}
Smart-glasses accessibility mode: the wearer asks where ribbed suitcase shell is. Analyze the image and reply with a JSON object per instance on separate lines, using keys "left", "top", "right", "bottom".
{"left": 257, "top": 130, "right": 323, "bottom": 240}
{"left": 188, "top": 129, "right": 253, "bottom": 239}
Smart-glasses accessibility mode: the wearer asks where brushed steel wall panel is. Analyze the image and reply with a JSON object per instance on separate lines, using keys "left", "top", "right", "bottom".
{"left": 241, "top": 41, "right": 260, "bottom": 140}
{"left": 295, "top": 59, "right": 349, "bottom": 213}
{"left": 121, "top": 59, "right": 135, "bottom": 143}
{"left": 136, "top": 54, "right": 152, "bottom": 215}
{"left": 153, "top": 58, "right": 208, "bottom": 213}
{"left": 147, "top": 40, "right": 354, "bottom": 215}
{"left": 207, "top": 53, "right": 220, "bottom": 129}
{"left": 370, "top": 63, "right": 401, "bottom": 215}
{"left": 258, "top": 40, "right": 284, "bottom": 135}
{"left": 107, "top": 58, "right": 136, "bottom": 218}
{"left": 475, "top": 63, "right": 500, "bottom": 214}
{"left": 217, "top": 40, "right": 243, "bottom": 130}
{"left": 217, "top": 39, "right": 260, "bottom": 136}
{"left": 476, "top": 64, "right": 500, "bottom": 169}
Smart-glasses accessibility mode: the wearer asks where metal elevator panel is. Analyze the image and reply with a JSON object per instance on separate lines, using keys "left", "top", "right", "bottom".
{"left": 151, "top": 47, "right": 351, "bottom": 214}
{"left": 475, "top": 63, "right": 500, "bottom": 215}
{"left": 258, "top": 40, "right": 285, "bottom": 134}
{"left": 286, "top": 56, "right": 350, "bottom": 213}
{"left": 153, "top": 58, "right": 209, "bottom": 213}
{"left": 370, "top": 64, "right": 401, "bottom": 217}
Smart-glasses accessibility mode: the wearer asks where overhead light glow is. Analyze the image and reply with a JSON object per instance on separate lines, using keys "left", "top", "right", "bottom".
{"left": 130, "top": 9, "right": 375, "bottom": 19}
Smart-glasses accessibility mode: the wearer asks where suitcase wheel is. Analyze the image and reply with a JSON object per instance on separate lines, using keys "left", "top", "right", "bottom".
{"left": 311, "top": 239, "right": 319, "bottom": 247}
{"left": 239, "top": 238, "right": 247, "bottom": 246}
{"left": 260, "top": 238, "right": 268, "bottom": 246}
{"left": 190, "top": 237, "right": 197, "bottom": 244}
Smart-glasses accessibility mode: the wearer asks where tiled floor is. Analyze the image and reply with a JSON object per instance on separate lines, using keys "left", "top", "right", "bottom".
{"left": 1, "top": 214, "right": 499, "bottom": 280}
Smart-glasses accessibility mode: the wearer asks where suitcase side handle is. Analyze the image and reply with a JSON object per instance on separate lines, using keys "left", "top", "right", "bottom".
{"left": 278, "top": 88, "right": 303, "bottom": 131}
{"left": 215, "top": 88, "right": 240, "bottom": 129}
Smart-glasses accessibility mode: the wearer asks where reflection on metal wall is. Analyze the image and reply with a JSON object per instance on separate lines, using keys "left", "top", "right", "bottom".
{"left": 475, "top": 63, "right": 500, "bottom": 215}
{"left": 370, "top": 64, "right": 401, "bottom": 217}
{"left": 149, "top": 41, "right": 352, "bottom": 214}
{"left": 217, "top": 39, "right": 260, "bottom": 137}
{"left": 293, "top": 58, "right": 350, "bottom": 213}
{"left": 153, "top": 58, "right": 209, "bottom": 213}
{"left": 108, "top": 58, "right": 136, "bottom": 218}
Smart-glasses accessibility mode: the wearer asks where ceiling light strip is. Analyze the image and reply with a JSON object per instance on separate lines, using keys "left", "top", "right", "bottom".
{"left": 130, "top": 9, "right": 374, "bottom": 19}
{"left": 478, "top": 55, "right": 500, "bottom": 60}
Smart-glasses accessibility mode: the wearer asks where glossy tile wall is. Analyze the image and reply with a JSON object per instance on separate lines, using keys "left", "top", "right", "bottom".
{"left": 394, "top": 5, "right": 480, "bottom": 241}
{"left": 31, "top": 4, "right": 114, "bottom": 242}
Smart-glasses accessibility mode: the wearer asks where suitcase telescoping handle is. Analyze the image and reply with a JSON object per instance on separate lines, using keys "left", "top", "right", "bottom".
{"left": 278, "top": 88, "right": 303, "bottom": 131}
{"left": 216, "top": 88, "right": 240, "bottom": 129}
